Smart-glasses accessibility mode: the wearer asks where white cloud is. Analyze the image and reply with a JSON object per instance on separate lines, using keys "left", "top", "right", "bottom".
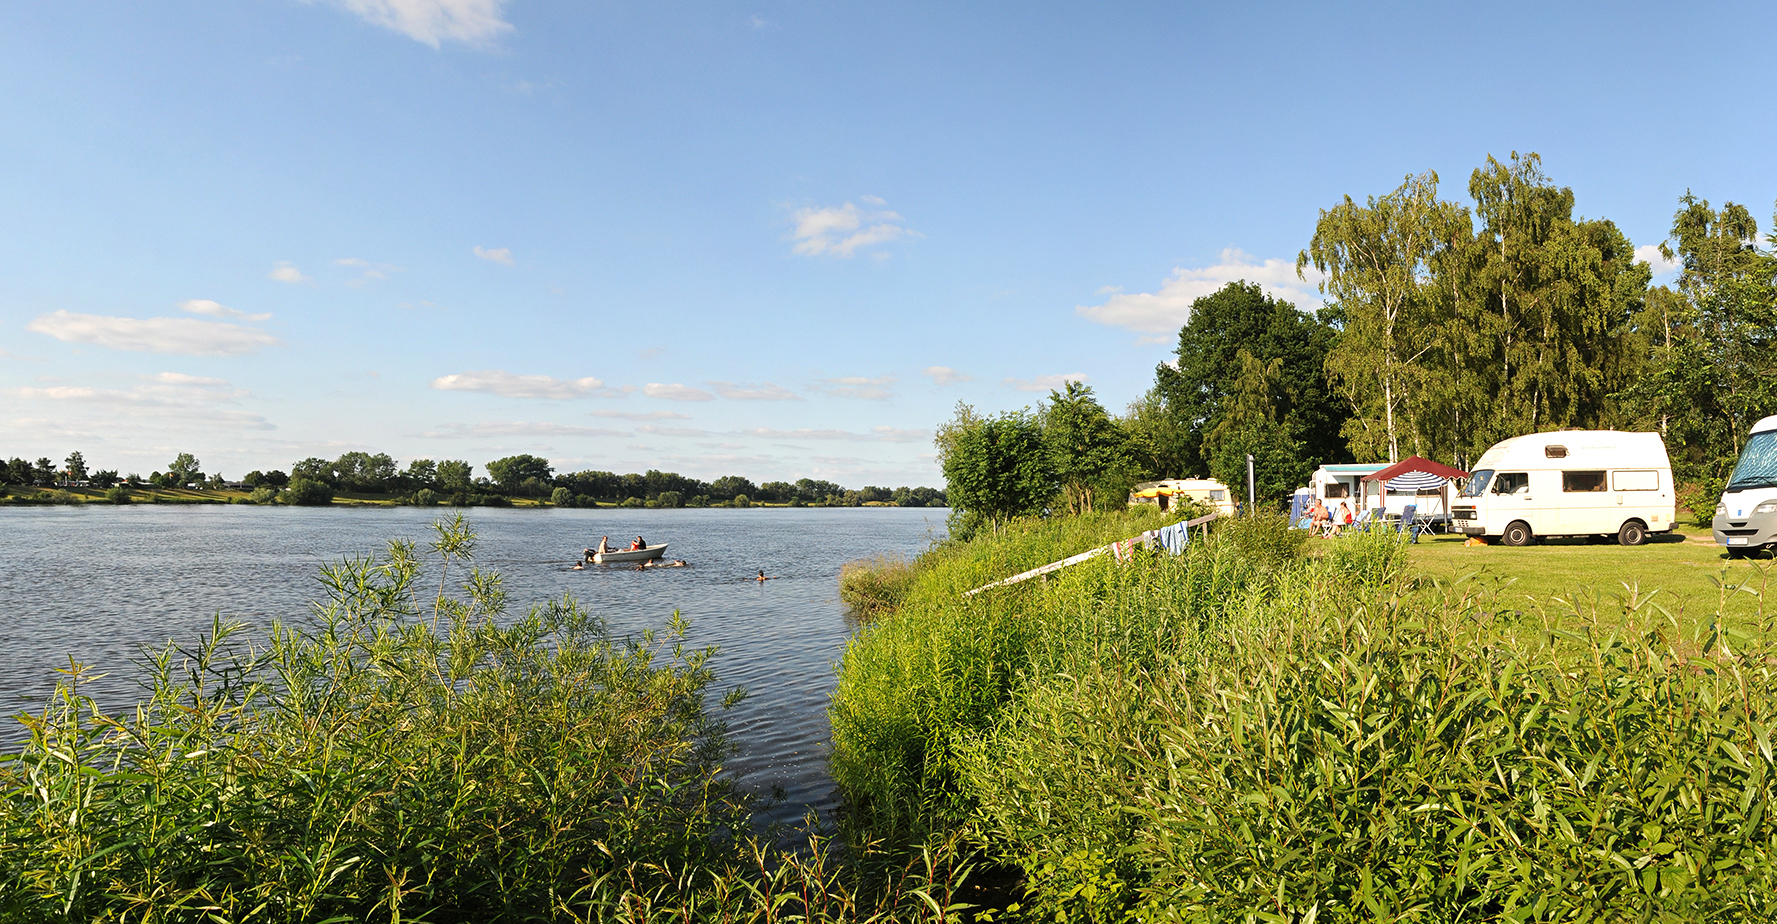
{"left": 431, "top": 370, "right": 609, "bottom": 399}
{"left": 333, "top": 0, "right": 514, "bottom": 48}
{"left": 10, "top": 374, "right": 273, "bottom": 430}
{"left": 1635, "top": 243, "right": 1681, "bottom": 276}
{"left": 1003, "top": 373, "right": 1089, "bottom": 393}
{"left": 473, "top": 245, "right": 514, "bottom": 265}
{"left": 179, "top": 299, "right": 272, "bottom": 322}
{"left": 708, "top": 380, "right": 801, "bottom": 401}
{"left": 589, "top": 409, "right": 692, "bottom": 421}
{"left": 813, "top": 375, "right": 896, "bottom": 400}
{"left": 423, "top": 421, "right": 629, "bottom": 438}
{"left": 637, "top": 424, "right": 717, "bottom": 437}
{"left": 1076, "top": 248, "right": 1326, "bottom": 337}
{"left": 27, "top": 311, "right": 281, "bottom": 356}
{"left": 789, "top": 201, "right": 916, "bottom": 258}
{"left": 268, "top": 261, "right": 310, "bottom": 284}
{"left": 922, "top": 366, "right": 972, "bottom": 387}
{"left": 740, "top": 426, "right": 930, "bottom": 443}
{"left": 335, "top": 257, "right": 400, "bottom": 282}
{"left": 147, "top": 372, "right": 234, "bottom": 389}
{"left": 644, "top": 382, "right": 717, "bottom": 401}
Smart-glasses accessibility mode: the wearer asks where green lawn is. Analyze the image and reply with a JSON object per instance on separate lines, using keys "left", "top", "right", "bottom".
{"left": 1398, "top": 525, "right": 1777, "bottom": 633}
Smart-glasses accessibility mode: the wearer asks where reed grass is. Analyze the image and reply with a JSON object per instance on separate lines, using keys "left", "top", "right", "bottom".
{"left": 0, "top": 515, "right": 987, "bottom": 923}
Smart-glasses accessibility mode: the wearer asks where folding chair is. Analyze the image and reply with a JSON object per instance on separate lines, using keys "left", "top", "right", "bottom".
{"left": 1395, "top": 504, "right": 1420, "bottom": 543}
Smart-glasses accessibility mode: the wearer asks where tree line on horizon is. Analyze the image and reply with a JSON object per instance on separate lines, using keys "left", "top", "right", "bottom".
{"left": 940, "top": 152, "right": 1777, "bottom": 528}
{"left": 0, "top": 449, "right": 946, "bottom": 509}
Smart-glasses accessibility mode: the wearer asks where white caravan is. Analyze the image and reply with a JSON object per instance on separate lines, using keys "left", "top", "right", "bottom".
{"left": 1452, "top": 430, "right": 1675, "bottom": 546}
{"left": 1712, "top": 415, "right": 1777, "bottom": 558}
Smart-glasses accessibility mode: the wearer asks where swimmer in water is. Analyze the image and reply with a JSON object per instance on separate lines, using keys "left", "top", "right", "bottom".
{"left": 756, "top": 569, "right": 774, "bottom": 582}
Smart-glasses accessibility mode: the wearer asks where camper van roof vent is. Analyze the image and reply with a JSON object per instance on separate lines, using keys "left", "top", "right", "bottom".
{"left": 1545, "top": 445, "right": 1568, "bottom": 459}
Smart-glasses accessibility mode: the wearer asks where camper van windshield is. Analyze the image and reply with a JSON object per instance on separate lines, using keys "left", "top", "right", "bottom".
{"left": 1459, "top": 470, "right": 1493, "bottom": 497}
{"left": 1727, "top": 431, "right": 1777, "bottom": 491}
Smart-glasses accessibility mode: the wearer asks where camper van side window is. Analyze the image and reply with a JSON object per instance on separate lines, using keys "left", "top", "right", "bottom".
{"left": 1613, "top": 470, "right": 1659, "bottom": 491}
{"left": 1562, "top": 470, "right": 1608, "bottom": 493}
{"left": 1324, "top": 483, "right": 1349, "bottom": 498}
{"left": 1493, "top": 473, "right": 1529, "bottom": 494}
{"left": 1545, "top": 445, "right": 1568, "bottom": 459}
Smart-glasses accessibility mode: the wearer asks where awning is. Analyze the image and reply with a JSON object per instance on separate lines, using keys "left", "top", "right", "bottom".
{"left": 1360, "top": 455, "right": 1469, "bottom": 491}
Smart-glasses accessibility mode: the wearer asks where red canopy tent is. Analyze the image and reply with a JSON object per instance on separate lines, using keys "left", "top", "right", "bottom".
{"left": 1358, "top": 456, "right": 1470, "bottom": 521}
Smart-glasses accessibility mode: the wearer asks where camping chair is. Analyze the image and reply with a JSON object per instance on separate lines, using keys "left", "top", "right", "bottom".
{"left": 1347, "top": 508, "right": 1379, "bottom": 533}
{"left": 1394, "top": 504, "right": 1420, "bottom": 543}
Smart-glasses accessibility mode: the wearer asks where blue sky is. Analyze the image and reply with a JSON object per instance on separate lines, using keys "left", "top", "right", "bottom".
{"left": 4, "top": 1, "right": 1774, "bottom": 487}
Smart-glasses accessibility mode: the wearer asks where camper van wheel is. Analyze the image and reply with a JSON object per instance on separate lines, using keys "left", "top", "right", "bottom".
{"left": 1501, "top": 521, "right": 1533, "bottom": 547}
{"left": 1616, "top": 521, "right": 1648, "bottom": 547}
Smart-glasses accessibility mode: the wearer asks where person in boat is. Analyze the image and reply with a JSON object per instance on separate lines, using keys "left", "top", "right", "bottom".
{"left": 629, "top": 536, "right": 645, "bottom": 551}
{"left": 595, "top": 537, "right": 614, "bottom": 556}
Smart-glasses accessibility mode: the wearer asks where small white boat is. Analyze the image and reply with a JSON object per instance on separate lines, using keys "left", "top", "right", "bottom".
{"left": 592, "top": 543, "right": 668, "bottom": 563}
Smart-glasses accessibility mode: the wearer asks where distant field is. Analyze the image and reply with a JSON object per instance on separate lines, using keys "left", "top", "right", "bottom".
{"left": 1399, "top": 525, "right": 1777, "bottom": 633}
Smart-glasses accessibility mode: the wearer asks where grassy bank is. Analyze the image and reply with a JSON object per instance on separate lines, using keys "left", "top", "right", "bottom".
{"left": 0, "top": 516, "right": 978, "bottom": 923}
{"left": 831, "top": 512, "right": 1777, "bottom": 921}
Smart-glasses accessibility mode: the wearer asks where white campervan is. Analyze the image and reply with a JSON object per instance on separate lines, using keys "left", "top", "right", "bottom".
{"left": 1452, "top": 430, "right": 1675, "bottom": 546}
{"left": 1713, "top": 415, "right": 1777, "bottom": 558}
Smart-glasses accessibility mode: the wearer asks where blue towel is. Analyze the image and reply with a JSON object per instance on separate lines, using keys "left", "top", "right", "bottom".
{"left": 1157, "top": 521, "right": 1189, "bottom": 555}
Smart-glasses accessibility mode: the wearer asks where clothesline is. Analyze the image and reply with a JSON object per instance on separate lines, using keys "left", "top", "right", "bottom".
{"left": 961, "top": 511, "right": 1220, "bottom": 597}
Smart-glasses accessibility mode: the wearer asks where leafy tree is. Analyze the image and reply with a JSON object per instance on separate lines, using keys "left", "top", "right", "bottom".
{"left": 437, "top": 460, "right": 473, "bottom": 492}
{"left": 1205, "top": 350, "right": 1312, "bottom": 508}
{"left": 758, "top": 481, "right": 796, "bottom": 503}
{"left": 550, "top": 486, "right": 572, "bottom": 506}
{"left": 291, "top": 457, "right": 335, "bottom": 487}
{"left": 793, "top": 479, "right": 845, "bottom": 504}
{"left": 4, "top": 458, "right": 31, "bottom": 486}
{"left": 486, "top": 455, "right": 554, "bottom": 495}
{"left": 1299, "top": 170, "right": 1468, "bottom": 463}
{"left": 34, "top": 458, "right": 56, "bottom": 486}
{"left": 1040, "top": 381, "right": 1135, "bottom": 514}
{"left": 90, "top": 470, "right": 120, "bottom": 489}
{"left": 261, "top": 469, "right": 289, "bottom": 488}
{"left": 709, "top": 475, "right": 758, "bottom": 501}
{"left": 1154, "top": 281, "right": 1347, "bottom": 474}
{"left": 332, "top": 452, "right": 397, "bottom": 492}
{"left": 653, "top": 490, "right": 683, "bottom": 508}
{"left": 167, "top": 453, "right": 203, "bottom": 487}
{"left": 404, "top": 459, "right": 439, "bottom": 491}
{"left": 937, "top": 403, "right": 1053, "bottom": 534}
{"left": 64, "top": 452, "right": 87, "bottom": 483}
{"left": 284, "top": 477, "right": 334, "bottom": 506}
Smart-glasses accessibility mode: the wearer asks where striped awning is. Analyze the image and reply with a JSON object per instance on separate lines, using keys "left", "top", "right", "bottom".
{"left": 1385, "top": 470, "right": 1447, "bottom": 491}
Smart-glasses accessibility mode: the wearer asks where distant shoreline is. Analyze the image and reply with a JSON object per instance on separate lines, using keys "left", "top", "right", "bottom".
{"left": 0, "top": 486, "right": 947, "bottom": 511}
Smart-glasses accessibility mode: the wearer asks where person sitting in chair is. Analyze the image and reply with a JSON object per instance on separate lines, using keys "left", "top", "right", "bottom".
{"left": 629, "top": 535, "right": 645, "bottom": 551}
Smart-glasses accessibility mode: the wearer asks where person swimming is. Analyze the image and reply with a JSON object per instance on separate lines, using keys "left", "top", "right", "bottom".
{"left": 756, "top": 569, "right": 774, "bottom": 582}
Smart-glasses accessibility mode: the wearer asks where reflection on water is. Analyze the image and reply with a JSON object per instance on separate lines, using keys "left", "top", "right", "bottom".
{"left": 0, "top": 505, "right": 944, "bottom": 825}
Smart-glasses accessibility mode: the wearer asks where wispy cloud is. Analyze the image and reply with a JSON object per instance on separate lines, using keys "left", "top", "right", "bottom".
{"left": 708, "top": 381, "right": 801, "bottom": 401}
{"left": 1076, "top": 248, "right": 1325, "bottom": 339}
{"left": 431, "top": 370, "right": 611, "bottom": 399}
{"left": 789, "top": 200, "right": 916, "bottom": 258}
{"left": 268, "top": 261, "right": 310, "bottom": 284}
{"left": 179, "top": 299, "right": 272, "bottom": 322}
{"left": 332, "top": 0, "right": 514, "bottom": 48}
{"left": 335, "top": 257, "right": 401, "bottom": 283}
{"left": 1003, "top": 373, "right": 1089, "bottom": 393}
{"left": 1635, "top": 243, "right": 1681, "bottom": 277}
{"left": 740, "top": 426, "right": 929, "bottom": 443}
{"left": 922, "top": 366, "right": 972, "bottom": 387}
{"left": 637, "top": 424, "right": 717, "bottom": 437}
{"left": 644, "top": 382, "right": 717, "bottom": 401}
{"left": 9, "top": 373, "right": 272, "bottom": 430}
{"left": 473, "top": 245, "right": 514, "bottom": 265}
{"left": 422, "top": 421, "right": 629, "bottom": 438}
{"left": 590, "top": 409, "right": 692, "bottom": 421}
{"left": 813, "top": 375, "right": 896, "bottom": 400}
{"left": 27, "top": 311, "right": 281, "bottom": 356}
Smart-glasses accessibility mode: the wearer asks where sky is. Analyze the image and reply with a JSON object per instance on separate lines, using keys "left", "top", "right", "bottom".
{"left": 4, "top": 1, "right": 1775, "bottom": 488}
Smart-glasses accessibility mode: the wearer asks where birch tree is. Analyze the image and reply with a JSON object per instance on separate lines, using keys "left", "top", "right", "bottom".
{"left": 1298, "top": 171, "right": 1465, "bottom": 463}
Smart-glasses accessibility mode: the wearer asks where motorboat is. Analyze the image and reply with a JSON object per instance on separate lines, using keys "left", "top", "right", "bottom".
{"left": 592, "top": 543, "right": 668, "bottom": 563}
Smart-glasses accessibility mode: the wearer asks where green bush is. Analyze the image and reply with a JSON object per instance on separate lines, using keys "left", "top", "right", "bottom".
{"left": 412, "top": 487, "right": 438, "bottom": 506}
{"left": 550, "top": 486, "right": 572, "bottom": 506}
{"left": 104, "top": 485, "right": 131, "bottom": 505}
{"left": 838, "top": 555, "right": 919, "bottom": 617}
{"left": 282, "top": 476, "right": 333, "bottom": 506}
{"left": 621, "top": 496, "right": 645, "bottom": 508}
{"left": 248, "top": 485, "right": 280, "bottom": 504}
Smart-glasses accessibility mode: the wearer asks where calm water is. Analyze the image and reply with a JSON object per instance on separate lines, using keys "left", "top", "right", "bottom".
{"left": 0, "top": 505, "right": 944, "bottom": 824}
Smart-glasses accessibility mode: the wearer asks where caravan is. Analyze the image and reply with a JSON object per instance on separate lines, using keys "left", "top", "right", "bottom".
{"left": 1712, "top": 415, "right": 1777, "bottom": 558}
{"left": 1452, "top": 430, "right": 1675, "bottom": 546}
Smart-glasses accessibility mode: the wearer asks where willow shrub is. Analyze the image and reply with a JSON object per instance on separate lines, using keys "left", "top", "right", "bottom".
{"left": 959, "top": 533, "right": 1777, "bottom": 922}
{"left": 0, "top": 516, "right": 994, "bottom": 923}
{"left": 828, "top": 506, "right": 1285, "bottom": 847}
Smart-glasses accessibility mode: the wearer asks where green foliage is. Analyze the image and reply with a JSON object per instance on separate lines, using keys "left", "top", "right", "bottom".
{"left": 247, "top": 485, "right": 279, "bottom": 505}
{"left": 550, "top": 485, "right": 572, "bottom": 506}
{"left": 282, "top": 477, "right": 333, "bottom": 506}
{"left": 104, "top": 485, "right": 130, "bottom": 505}
{"left": 937, "top": 403, "right": 1054, "bottom": 536}
{"left": 487, "top": 453, "right": 554, "bottom": 494}
{"left": 412, "top": 487, "right": 439, "bottom": 506}
{"left": 1041, "top": 381, "right": 1137, "bottom": 515}
{"left": 838, "top": 555, "right": 919, "bottom": 617}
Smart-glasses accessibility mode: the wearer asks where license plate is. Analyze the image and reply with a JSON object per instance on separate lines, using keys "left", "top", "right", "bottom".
{"left": 1454, "top": 519, "right": 1470, "bottom": 527}
{"left": 1730, "top": 537, "right": 1749, "bottom": 546}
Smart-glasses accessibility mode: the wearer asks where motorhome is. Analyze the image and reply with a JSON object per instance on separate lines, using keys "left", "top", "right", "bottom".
{"left": 1712, "top": 415, "right": 1777, "bottom": 558}
{"left": 1129, "top": 478, "right": 1236, "bottom": 516}
{"left": 1452, "top": 430, "right": 1674, "bottom": 546}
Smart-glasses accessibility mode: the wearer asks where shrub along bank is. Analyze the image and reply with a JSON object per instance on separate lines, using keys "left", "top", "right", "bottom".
{"left": 0, "top": 517, "right": 979, "bottom": 923}
{"left": 830, "top": 512, "right": 1777, "bottom": 921}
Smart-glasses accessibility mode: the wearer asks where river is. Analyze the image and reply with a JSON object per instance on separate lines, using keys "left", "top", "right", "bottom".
{"left": 0, "top": 504, "right": 944, "bottom": 825}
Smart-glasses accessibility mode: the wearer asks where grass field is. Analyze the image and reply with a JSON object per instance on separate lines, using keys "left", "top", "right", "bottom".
{"left": 1399, "top": 524, "right": 1777, "bottom": 632}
